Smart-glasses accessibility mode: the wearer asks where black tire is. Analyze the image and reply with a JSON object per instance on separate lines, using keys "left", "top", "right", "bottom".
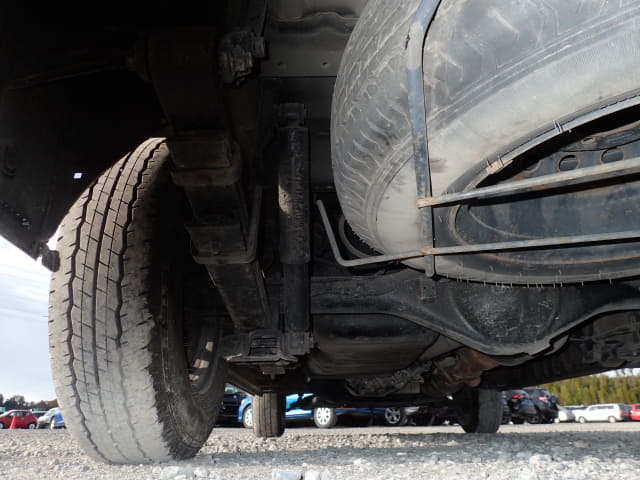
{"left": 242, "top": 406, "right": 254, "bottom": 429}
{"left": 49, "top": 139, "right": 226, "bottom": 463}
{"left": 528, "top": 411, "right": 545, "bottom": 424}
{"left": 460, "top": 390, "right": 503, "bottom": 434}
{"left": 332, "top": 0, "right": 640, "bottom": 282}
{"left": 383, "top": 407, "right": 408, "bottom": 427}
{"left": 0, "top": 423, "right": 4, "bottom": 429}
{"left": 313, "top": 408, "right": 338, "bottom": 429}
{"left": 608, "top": 416, "right": 617, "bottom": 423}
{"left": 252, "top": 393, "right": 285, "bottom": 438}
{"left": 27, "top": 423, "right": 36, "bottom": 430}
{"left": 49, "top": 419, "right": 56, "bottom": 430}
{"left": 578, "top": 416, "right": 587, "bottom": 424}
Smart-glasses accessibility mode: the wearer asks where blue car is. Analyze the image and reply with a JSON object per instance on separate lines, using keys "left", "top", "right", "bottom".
{"left": 37, "top": 407, "right": 65, "bottom": 429}
{"left": 238, "top": 394, "right": 389, "bottom": 429}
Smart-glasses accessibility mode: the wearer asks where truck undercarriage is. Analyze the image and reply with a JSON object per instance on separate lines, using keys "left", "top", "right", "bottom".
{"left": 2, "top": 0, "right": 640, "bottom": 463}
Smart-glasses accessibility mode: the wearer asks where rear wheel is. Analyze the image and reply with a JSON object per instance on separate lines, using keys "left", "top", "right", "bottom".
{"left": 242, "top": 406, "right": 253, "bottom": 429}
{"left": 578, "top": 417, "right": 587, "bottom": 424}
{"left": 608, "top": 416, "right": 617, "bottom": 423}
{"left": 252, "top": 393, "right": 285, "bottom": 438}
{"left": 459, "top": 389, "right": 503, "bottom": 434}
{"left": 384, "top": 407, "right": 408, "bottom": 427}
{"left": 49, "top": 139, "right": 226, "bottom": 463}
{"left": 313, "top": 408, "right": 338, "bottom": 429}
{"left": 50, "top": 419, "right": 56, "bottom": 430}
{"left": 27, "top": 423, "right": 36, "bottom": 429}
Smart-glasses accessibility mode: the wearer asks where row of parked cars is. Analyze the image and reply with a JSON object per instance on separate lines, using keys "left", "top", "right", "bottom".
{"left": 220, "top": 384, "right": 640, "bottom": 430}
{"left": 218, "top": 385, "right": 411, "bottom": 428}
{"left": 503, "top": 388, "right": 640, "bottom": 424}
{"left": 0, "top": 408, "right": 65, "bottom": 429}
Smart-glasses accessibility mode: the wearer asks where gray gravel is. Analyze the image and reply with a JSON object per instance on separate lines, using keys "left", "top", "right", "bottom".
{"left": 2, "top": 423, "right": 640, "bottom": 479}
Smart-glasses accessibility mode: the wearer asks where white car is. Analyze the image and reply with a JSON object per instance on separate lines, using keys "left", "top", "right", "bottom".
{"left": 556, "top": 407, "right": 576, "bottom": 423}
{"left": 575, "top": 404, "right": 631, "bottom": 423}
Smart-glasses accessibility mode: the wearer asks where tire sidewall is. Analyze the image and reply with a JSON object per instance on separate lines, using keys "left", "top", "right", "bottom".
{"left": 313, "top": 408, "right": 337, "bottom": 428}
{"left": 139, "top": 144, "right": 226, "bottom": 453}
{"left": 384, "top": 407, "right": 406, "bottom": 426}
{"left": 242, "top": 406, "right": 253, "bottom": 429}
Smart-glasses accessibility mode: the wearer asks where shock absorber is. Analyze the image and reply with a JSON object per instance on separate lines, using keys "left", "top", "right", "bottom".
{"left": 278, "top": 103, "right": 311, "bottom": 355}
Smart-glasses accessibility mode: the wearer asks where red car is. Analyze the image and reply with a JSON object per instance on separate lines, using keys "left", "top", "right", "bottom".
{"left": 0, "top": 410, "right": 39, "bottom": 429}
{"left": 630, "top": 404, "right": 640, "bottom": 421}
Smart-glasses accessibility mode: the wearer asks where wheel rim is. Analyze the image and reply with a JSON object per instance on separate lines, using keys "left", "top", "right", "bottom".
{"left": 28, "top": 423, "right": 36, "bottom": 429}
{"left": 50, "top": 420, "right": 56, "bottom": 429}
{"left": 244, "top": 407, "right": 253, "bottom": 428}
{"left": 385, "top": 408, "right": 402, "bottom": 425}
{"left": 315, "top": 408, "right": 333, "bottom": 425}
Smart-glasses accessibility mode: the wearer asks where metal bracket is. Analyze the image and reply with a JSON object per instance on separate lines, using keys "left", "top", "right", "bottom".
{"left": 318, "top": 199, "right": 640, "bottom": 266}
{"left": 406, "top": 0, "right": 443, "bottom": 277}
{"left": 417, "top": 155, "right": 640, "bottom": 208}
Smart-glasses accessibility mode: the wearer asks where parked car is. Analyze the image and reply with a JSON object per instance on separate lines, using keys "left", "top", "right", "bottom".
{"left": 37, "top": 408, "right": 65, "bottom": 429}
{"left": 216, "top": 385, "right": 248, "bottom": 426}
{"left": 524, "top": 388, "right": 559, "bottom": 423}
{"left": 556, "top": 406, "right": 576, "bottom": 423}
{"left": 0, "top": 410, "right": 38, "bottom": 429}
{"left": 238, "top": 394, "right": 384, "bottom": 430}
{"left": 630, "top": 404, "right": 640, "bottom": 421}
{"left": 503, "top": 390, "right": 539, "bottom": 424}
{"left": 575, "top": 404, "right": 631, "bottom": 423}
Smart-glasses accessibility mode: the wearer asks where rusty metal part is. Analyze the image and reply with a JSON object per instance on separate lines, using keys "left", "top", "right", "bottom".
{"left": 425, "top": 348, "right": 500, "bottom": 396}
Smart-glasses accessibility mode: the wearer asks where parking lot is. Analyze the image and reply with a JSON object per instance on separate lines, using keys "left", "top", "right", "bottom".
{"left": 1, "top": 422, "right": 640, "bottom": 480}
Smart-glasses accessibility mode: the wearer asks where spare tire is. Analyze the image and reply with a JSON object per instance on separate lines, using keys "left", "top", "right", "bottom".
{"left": 332, "top": 0, "right": 640, "bottom": 283}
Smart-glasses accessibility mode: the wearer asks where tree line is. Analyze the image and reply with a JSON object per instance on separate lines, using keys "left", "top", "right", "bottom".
{"left": 539, "top": 369, "right": 640, "bottom": 406}
{"left": 0, "top": 393, "right": 57, "bottom": 411}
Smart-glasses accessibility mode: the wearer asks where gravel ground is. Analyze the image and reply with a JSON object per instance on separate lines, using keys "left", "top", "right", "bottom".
{"left": 1, "top": 423, "right": 640, "bottom": 480}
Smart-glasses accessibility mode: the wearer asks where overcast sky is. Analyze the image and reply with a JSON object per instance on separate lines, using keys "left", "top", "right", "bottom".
{"left": 0, "top": 236, "right": 56, "bottom": 402}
